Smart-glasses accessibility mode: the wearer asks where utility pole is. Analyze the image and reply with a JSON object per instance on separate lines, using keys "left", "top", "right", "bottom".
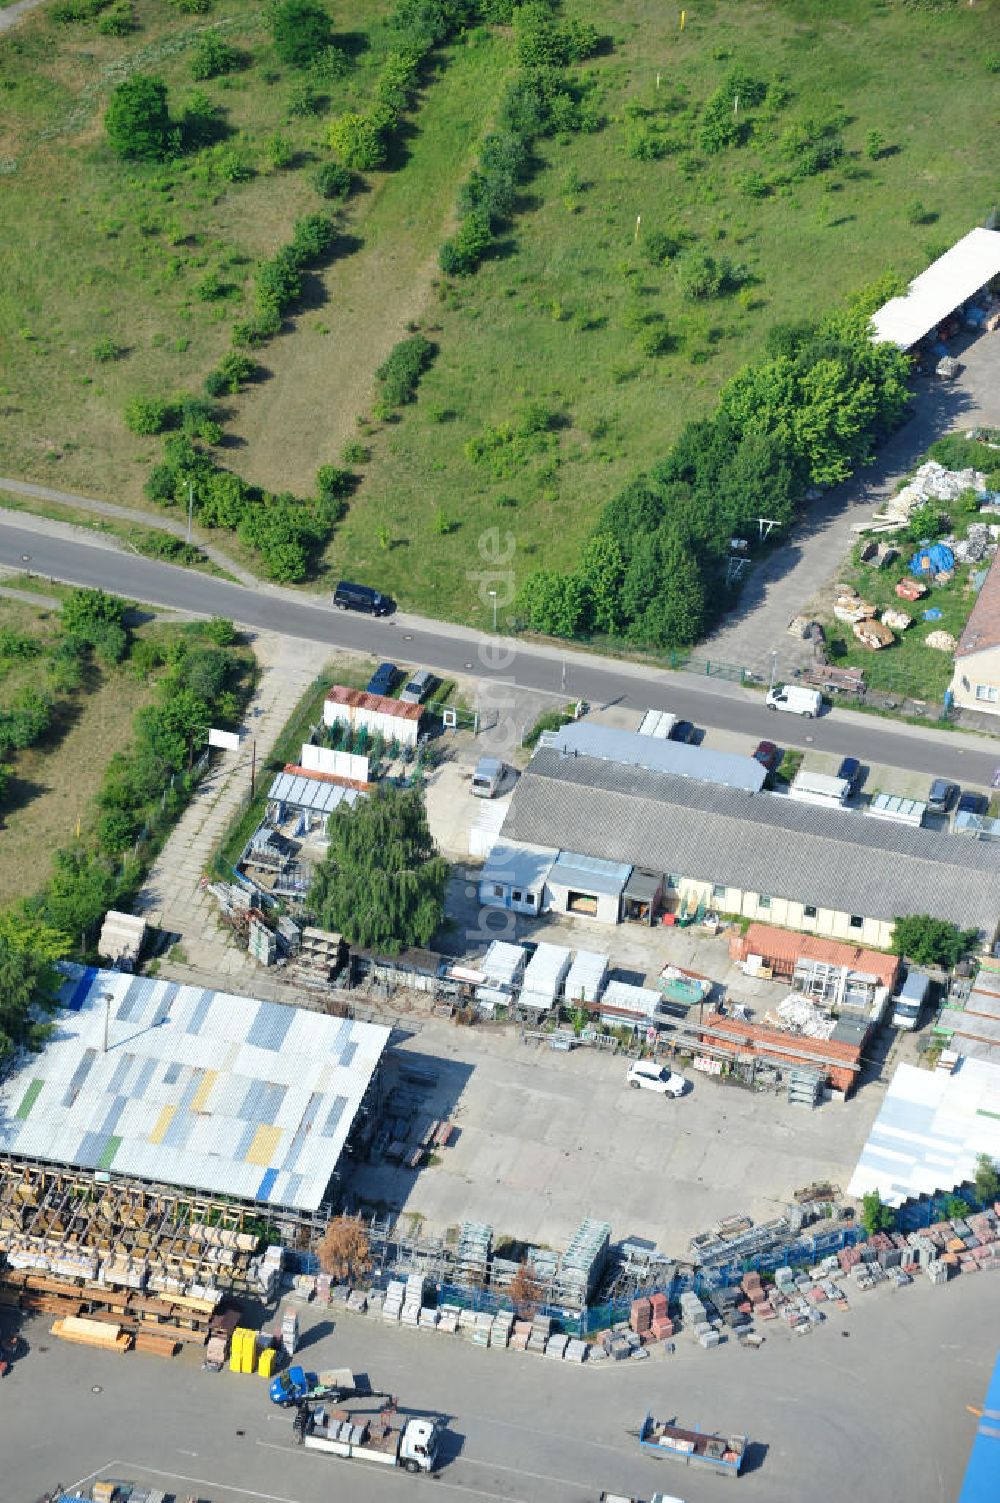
{"left": 186, "top": 480, "right": 194, "bottom": 547}
{"left": 488, "top": 589, "right": 498, "bottom": 633}
{"left": 768, "top": 649, "right": 778, "bottom": 693}
{"left": 250, "top": 737, "right": 257, "bottom": 799}
{"left": 102, "top": 992, "right": 112, "bottom": 1054}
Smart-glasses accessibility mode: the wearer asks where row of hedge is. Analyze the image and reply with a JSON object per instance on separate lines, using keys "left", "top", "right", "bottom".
{"left": 20, "top": 597, "right": 253, "bottom": 948}
{"left": 440, "top": 2, "right": 602, "bottom": 276}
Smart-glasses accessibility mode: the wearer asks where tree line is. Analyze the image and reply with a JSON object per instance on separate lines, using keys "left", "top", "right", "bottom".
{"left": 518, "top": 289, "right": 912, "bottom": 648}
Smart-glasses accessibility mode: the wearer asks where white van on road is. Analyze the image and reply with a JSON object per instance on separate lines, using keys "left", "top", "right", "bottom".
{"left": 766, "top": 684, "right": 822, "bottom": 717}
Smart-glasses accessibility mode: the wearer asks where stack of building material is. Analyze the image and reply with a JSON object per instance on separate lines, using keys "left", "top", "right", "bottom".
{"left": 346, "top": 1289, "right": 368, "bottom": 1315}
{"left": 491, "top": 1309, "right": 513, "bottom": 1348}
{"left": 679, "top": 1290, "right": 708, "bottom": 1332}
{"left": 97, "top": 909, "right": 147, "bottom": 968}
{"left": 472, "top": 1312, "right": 493, "bottom": 1345}
{"left": 564, "top": 1337, "right": 588, "bottom": 1362}
{"left": 649, "top": 1291, "right": 673, "bottom": 1340}
{"left": 555, "top": 1218, "right": 611, "bottom": 1309}
{"left": 418, "top": 1306, "right": 439, "bottom": 1330}
{"left": 135, "top": 1329, "right": 179, "bottom": 1359}
{"left": 510, "top": 1320, "right": 531, "bottom": 1352}
{"left": 382, "top": 1279, "right": 405, "bottom": 1322}
{"left": 456, "top": 1222, "right": 492, "bottom": 1288}
{"left": 437, "top": 1305, "right": 460, "bottom": 1334}
{"left": 53, "top": 1316, "right": 131, "bottom": 1353}
{"left": 629, "top": 1297, "right": 651, "bottom": 1338}
{"left": 545, "top": 1333, "right": 570, "bottom": 1359}
{"left": 528, "top": 1313, "right": 553, "bottom": 1353}
{"left": 401, "top": 1274, "right": 423, "bottom": 1326}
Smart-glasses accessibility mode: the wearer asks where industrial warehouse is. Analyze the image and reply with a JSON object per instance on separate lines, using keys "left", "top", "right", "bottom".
{"left": 0, "top": 966, "right": 390, "bottom": 1213}
{"left": 485, "top": 728, "right": 1000, "bottom": 949}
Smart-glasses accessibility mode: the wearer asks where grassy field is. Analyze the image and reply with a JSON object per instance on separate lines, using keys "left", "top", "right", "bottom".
{"left": 0, "top": 597, "right": 151, "bottom": 902}
{"left": 2, "top": 0, "right": 999, "bottom": 623}
{"left": 327, "top": 0, "right": 1000, "bottom": 623}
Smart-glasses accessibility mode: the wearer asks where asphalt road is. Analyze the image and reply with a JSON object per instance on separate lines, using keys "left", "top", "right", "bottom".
{"left": 1, "top": 1274, "right": 993, "bottom": 1503}
{"left": 2, "top": 518, "right": 997, "bottom": 786}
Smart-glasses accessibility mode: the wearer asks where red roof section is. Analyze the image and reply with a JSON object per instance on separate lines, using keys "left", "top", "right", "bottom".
{"left": 283, "top": 763, "right": 370, "bottom": 793}
{"left": 325, "top": 685, "right": 423, "bottom": 721}
{"left": 731, "top": 923, "right": 900, "bottom": 988}
{"left": 956, "top": 549, "right": 1000, "bottom": 658}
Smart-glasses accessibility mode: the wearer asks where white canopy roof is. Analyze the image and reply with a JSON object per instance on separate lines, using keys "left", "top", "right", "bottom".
{"left": 870, "top": 227, "right": 1000, "bottom": 350}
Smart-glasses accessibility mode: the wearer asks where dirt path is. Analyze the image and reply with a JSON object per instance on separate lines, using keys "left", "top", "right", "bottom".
{"left": 226, "top": 36, "right": 505, "bottom": 496}
{"left": 0, "top": 476, "right": 260, "bottom": 586}
{"left": 0, "top": 0, "right": 49, "bottom": 35}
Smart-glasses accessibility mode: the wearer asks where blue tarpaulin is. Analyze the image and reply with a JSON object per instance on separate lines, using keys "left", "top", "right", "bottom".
{"left": 910, "top": 542, "right": 954, "bottom": 576}
{"left": 959, "top": 1349, "right": 1000, "bottom": 1503}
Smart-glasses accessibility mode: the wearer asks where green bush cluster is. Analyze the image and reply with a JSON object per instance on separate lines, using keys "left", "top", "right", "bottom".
{"left": 312, "top": 161, "right": 355, "bottom": 200}
{"left": 518, "top": 293, "right": 911, "bottom": 649}
{"left": 441, "top": 5, "right": 600, "bottom": 277}
{"left": 465, "top": 402, "right": 560, "bottom": 478}
{"left": 124, "top": 392, "right": 222, "bottom": 443}
{"left": 203, "top": 352, "right": 258, "bottom": 398}
{"left": 232, "top": 213, "right": 335, "bottom": 346}
{"left": 191, "top": 30, "right": 239, "bottom": 80}
{"left": 375, "top": 334, "right": 436, "bottom": 410}
{"left": 699, "top": 68, "right": 766, "bottom": 154}
{"left": 269, "top": 0, "right": 332, "bottom": 68}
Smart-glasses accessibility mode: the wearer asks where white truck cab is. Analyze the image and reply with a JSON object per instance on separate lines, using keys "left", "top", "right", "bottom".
{"left": 892, "top": 969, "right": 932, "bottom": 1031}
{"left": 766, "top": 684, "right": 822, "bottom": 717}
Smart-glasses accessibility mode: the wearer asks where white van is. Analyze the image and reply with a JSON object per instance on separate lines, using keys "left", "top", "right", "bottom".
{"left": 766, "top": 684, "right": 822, "bottom": 717}
{"left": 471, "top": 756, "right": 504, "bottom": 798}
{"left": 892, "top": 970, "right": 932, "bottom": 1031}
{"left": 788, "top": 770, "right": 850, "bottom": 809}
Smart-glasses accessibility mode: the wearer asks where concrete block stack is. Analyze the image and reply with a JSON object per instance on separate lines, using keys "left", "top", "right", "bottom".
{"left": 740, "top": 1271, "right": 770, "bottom": 1318}
{"left": 458, "top": 1308, "right": 478, "bottom": 1334}
{"left": 418, "top": 1307, "right": 439, "bottom": 1330}
{"left": 472, "top": 1312, "right": 493, "bottom": 1345}
{"left": 629, "top": 1297, "right": 651, "bottom": 1338}
{"left": 345, "top": 1289, "right": 368, "bottom": 1314}
{"left": 564, "top": 1337, "right": 588, "bottom": 1362}
{"left": 491, "top": 1310, "right": 513, "bottom": 1348}
{"left": 382, "top": 1279, "right": 405, "bottom": 1322}
{"left": 510, "top": 1319, "right": 531, "bottom": 1351}
{"left": 437, "top": 1304, "right": 460, "bottom": 1334}
{"left": 679, "top": 1289, "right": 709, "bottom": 1336}
{"left": 545, "top": 1334, "right": 570, "bottom": 1360}
{"left": 528, "top": 1313, "right": 552, "bottom": 1353}
{"left": 401, "top": 1273, "right": 423, "bottom": 1326}
{"left": 649, "top": 1291, "right": 673, "bottom": 1340}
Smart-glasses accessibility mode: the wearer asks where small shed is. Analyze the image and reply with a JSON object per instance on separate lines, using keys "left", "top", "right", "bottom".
{"left": 596, "top": 979, "right": 664, "bottom": 1032}
{"left": 564, "top": 950, "right": 609, "bottom": 1004}
{"left": 478, "top": 841, "right": 556, "bottom": 915}
{"left": 545, "top": 851, "right": 632, "bottom": 924}
{"left": 475, "top": 940, "right": 527, "bottom": 1016}
{"left": 622, "top": 869, "right": 663, "bottom": 924}
{"left": 97, "top": 910, "right": 147, "bottom": 971}
{"left": 520, "top": 943, "right": 572, "bottom": 1014}
{"left": 267, "top": 769, "right": 363, "bottom": 833}
{"left": 323, "top": 685, "right": 424, "bottom": 748}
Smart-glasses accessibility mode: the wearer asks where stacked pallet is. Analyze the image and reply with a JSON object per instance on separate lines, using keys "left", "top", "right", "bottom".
{"left": 629, "top": 1297, "right": 651, "bottom": 1338}
{"left": 649, "top": 1291, "right": 673, "bottom": 1340}
{"left": 52, "top": 1316, "right": 132, "bottom": 1353}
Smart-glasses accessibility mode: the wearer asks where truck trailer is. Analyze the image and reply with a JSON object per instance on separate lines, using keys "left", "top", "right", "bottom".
{"left": 639, "top": 1412, "right": 747, "bottom": 1477}
{"left": 292, "top": 1401, "right": 442, "bottom": 1473}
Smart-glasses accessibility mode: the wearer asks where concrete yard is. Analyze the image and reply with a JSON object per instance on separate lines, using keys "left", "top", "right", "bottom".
{"left": 351, "top": 1013, "right": 887, "bottom": 1256}
{"left": 1, "top": 1271, "right": 994, "bottom": 1503}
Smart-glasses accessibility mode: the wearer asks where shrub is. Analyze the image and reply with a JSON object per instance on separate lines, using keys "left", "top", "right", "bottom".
{"left": 439, "top": 210, "right": 492, "bottom": 275}
{"left": 191, "top": 31, "right": 238, "bottom": 80}
{"left": 675, "top": 249, "right": 729, "bottom": 299}
{"left": 105, "top": 75, "right": 173, "bottom": 162}
{"left": 92, "top": 338, "right": 122, "bottom": 362}
{"left": 266, "top": 131, "right": 295, "bottom": 169}
{"left": 865, "top": 127, "right": 884, "bottom": 160}
{"left": 375, "top": 334, "right": 435, "bottom": 408}
{"left": 204, "top": 616, "right": 237, "bottom": 645}
{"left": 288, "top": 211, "right": 335, "bottom": 265}
{"left": 287, "top": 79, "right": 324, "bottom": 118}
{"left": 97, "top": 2, "right": 134, "bottom": 36}
{"left": 328, "top": 112, "right": 386, "bottom": 170}
{"left": 313, "top": 161, "right": 354, "bottom": 200}
{"left": 203, "top": 353, "right": 256, "bottom": 397}
{"left": 255, "top": 249, "right": 302, "bottom": 315}
{"left": 124, "top": 396, "right": 172, "bottom": 435}
{"left": 270, "top": 0, "right": 332, "bottom": 68}
{"left": 641, "top": 229, "right": 680, "bottom": 266}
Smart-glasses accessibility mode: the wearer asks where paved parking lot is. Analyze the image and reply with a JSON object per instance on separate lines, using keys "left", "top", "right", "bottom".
{"left": 351, "top": 1013, "right": 886, "bottom": 1255}
{"left": 1, "top": 1272, "right": 993, "bottom": 1503}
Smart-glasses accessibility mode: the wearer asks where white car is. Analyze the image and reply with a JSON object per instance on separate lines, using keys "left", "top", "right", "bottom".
{"left": 626, "top": 1061, "right": 687, "bottom": 1097}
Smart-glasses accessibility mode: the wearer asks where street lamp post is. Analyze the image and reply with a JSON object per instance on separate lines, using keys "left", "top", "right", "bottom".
{"left": 768, "top": 649, "right": 778, "bottom": 694}
{"left": 186, "top": 481, "right": 194, "bottom": 547}
{"left": 488, "top": 588, "right": 497, "bottom": 633}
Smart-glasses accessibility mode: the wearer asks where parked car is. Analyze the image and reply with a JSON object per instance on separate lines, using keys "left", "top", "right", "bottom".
{"left": 399, "top": 668, "right": 435, "bottom": 705}
{"left": 670, "top": 720, "right": 697, "bottom": 743}
{"left": 626, "top": 1061, "right": 687, "bottom": 1098}
{"left": 837, "top": 756, "right": 862, "bottom": 794}
{"left": 366, "top": 661, "right": 398, "bottom": 697}
{"left": 927, "top": 778, "right": 959, "bottom": 815}
{"left": 752, "top": 739, "right": 781, "bottom": 774}
{"left": 766, "top": 684, "right": 822, "bottom": 717}
{"left": 957, "top": 789, "right": 988, "bottom": 817}
{"left": 333, "top": 580, "right": 390, "bottom": 615}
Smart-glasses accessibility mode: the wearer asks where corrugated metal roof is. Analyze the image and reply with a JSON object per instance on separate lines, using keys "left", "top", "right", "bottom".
{"left": 479, "top": 840, "right": 557, "bottom": 891}
{"left": 738, "top": 924, "right": 900, "bottom": 988}
{"left": 0, "top": 966, "right": 390, "bottom": 1212}
{"left": 549, "top": 850, "right": 631, "bottom": 896}
{"left": 870, "top": 227, "right": 1000, "bottom": 350}
{"left": 481, "top": 941, "right": 525, "bottom": 985}
{"left": 268, "top": 770, "right": 359, "bottom": 816}
{"left": 500, "top": 748, "right": 1000, "bottom": 932}
{"left": 541, "top": 722, "right": 766, "bottom": 793}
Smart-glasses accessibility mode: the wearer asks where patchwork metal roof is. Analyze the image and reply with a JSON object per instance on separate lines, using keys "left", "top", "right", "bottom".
{"left": 268, "top": 770, "right": 362, "bottom": 816}
{"left": 870, "top": 227, "right": 1000, "bottom": 350}
{"left": 0, "top": 966, "right": 390, "bottom": 1212}
{"left": 500, "top": 748, "right": 1000, "bottom": 932}
{"left": 541, "top": 722, "right": 766, "bottom": 793}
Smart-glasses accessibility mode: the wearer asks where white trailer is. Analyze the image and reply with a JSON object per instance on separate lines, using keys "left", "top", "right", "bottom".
{"left": 294, "top": 1403, "right": 442, "bottom": 1473}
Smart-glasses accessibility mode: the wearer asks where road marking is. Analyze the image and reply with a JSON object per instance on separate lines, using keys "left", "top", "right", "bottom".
{"left": 116, "top": 1462, "right": 308, "bottom": 1503}
{"left": 66, "top": 1460, "right": 120, "bottom": 1494}
{"left": 454, "top": 1455, "right": 595, "bottom": 1491}
{"left": 255, "top": 1439, "right": 593, "bottom": 1499}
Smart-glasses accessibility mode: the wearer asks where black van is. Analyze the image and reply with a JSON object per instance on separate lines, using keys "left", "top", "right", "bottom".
{"left": 333, "top": 580, "right": 390, "bottom": 615}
